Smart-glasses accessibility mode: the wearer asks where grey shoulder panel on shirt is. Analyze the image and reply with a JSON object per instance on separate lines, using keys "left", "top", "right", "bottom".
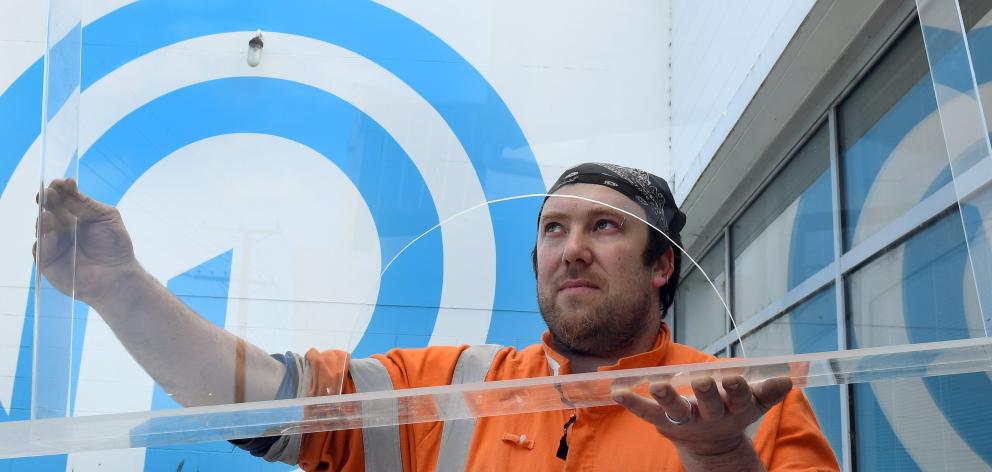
{"left": 350, "top": 357, "right": 403, "bottom": 472}
{"left": 248, "top": 346, "right": 504, "bottom": 471}
{"left": 436, "top": 344, "right": 503, "bottom": 472}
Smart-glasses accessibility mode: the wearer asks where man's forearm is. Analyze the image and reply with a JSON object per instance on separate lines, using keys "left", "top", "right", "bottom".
{"left": 678, "top": 437, "right": 767, "bottom": 472}
{"left": 89, "top": 267, "right": 285, "bottom": 407}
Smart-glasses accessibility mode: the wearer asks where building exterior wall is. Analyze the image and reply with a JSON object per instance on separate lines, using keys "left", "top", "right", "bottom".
{"left": 0, "top": 1, "right": 676, "bottom": 470}
{"left": 673, "top": 2, "right": 992, "bottom": 470}
{"left": 670, "top": 0, "right": 815, "bottom": 203}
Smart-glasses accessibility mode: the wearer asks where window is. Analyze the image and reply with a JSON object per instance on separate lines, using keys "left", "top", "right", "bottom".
{"left": 741, "top": 286, "right": 837, "bottom": 357}
{"left": 675, "top": 237, "right": 727, "bottom": 349}
{"left": 962, "top": 0, "right": 992, "bottom": 119}
{"left": 732, "top": 125, "right": 833, "bottom": 322}
{"left": 679, "top": 8, "right": 992, "bottom": 470}
{"left": 846, "top": 210, "right": 984, "bottom": 349}
{"left": 848, "top": 210, "right": 990, "bottom": 471}
{"left": 838, "top": 21, "right": 951, "bottom": 250}
{"left": 740, "top": 287, "right": 842, "bottom": 462}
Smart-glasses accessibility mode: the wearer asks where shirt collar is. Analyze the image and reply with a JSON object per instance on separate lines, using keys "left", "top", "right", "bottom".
{"left": 541, "top": 323, "right": 671, "bottom": 375}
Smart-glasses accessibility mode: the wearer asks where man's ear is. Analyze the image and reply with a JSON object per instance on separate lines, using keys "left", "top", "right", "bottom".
{"left": 652, "top": 247, "right": 675, "bottom": 289}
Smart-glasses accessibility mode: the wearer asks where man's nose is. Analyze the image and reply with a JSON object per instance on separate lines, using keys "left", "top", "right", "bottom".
{"left": 561, "top": 231, "right": 592, "bottom": 266}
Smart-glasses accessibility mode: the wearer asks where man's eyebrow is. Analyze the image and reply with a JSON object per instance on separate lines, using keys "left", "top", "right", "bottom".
{"left": 539, "top": 207, "right": 628, "bottom": 221}
{"left": 538, "top": 210, "right": 568, "bottom": 222}
{"left": 588, "top": 207, "right": 627, "bottom": 219}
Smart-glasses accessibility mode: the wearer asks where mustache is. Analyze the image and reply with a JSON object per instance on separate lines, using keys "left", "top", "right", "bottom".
{"left": 556, "top": 266, "right": 602, "bottom": 287}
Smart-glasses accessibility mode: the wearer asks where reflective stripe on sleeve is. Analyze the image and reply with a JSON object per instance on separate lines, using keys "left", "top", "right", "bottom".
{"left": 350, "top": 357, "right": 402, "bottom": 472}
{"left": 436, "top": 344, "right": 503, "bottom": 472}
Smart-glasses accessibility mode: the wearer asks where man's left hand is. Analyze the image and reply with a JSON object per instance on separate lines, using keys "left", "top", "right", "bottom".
{"left": 613, "top": 375, "right": 791, "bottom": 465}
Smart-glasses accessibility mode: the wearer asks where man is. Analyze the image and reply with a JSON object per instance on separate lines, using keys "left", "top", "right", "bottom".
{"left": 36, "top": 163, "right": 838, "bottom": 471}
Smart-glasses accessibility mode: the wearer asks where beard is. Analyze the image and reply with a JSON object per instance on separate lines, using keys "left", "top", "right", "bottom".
{"left": 538, "top": 265, "right": 654, "bottom": 357}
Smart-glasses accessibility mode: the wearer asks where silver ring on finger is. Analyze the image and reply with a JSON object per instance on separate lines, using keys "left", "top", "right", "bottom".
{"left": 664, "top": 395, "right": 694, "bottom": 426}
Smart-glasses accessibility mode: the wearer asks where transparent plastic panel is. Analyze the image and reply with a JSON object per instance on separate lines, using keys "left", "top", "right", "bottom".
{"left": 33, "top": 0, "right": 82, "bottom": 421}
{"left": 8, "top": 0, "right": 992, "bottom": 470}
{"left": 917, "top": 0, "right": 992, "bottom": 336}
{"left": 0, "top": 330, "right": 989, "bottom": 458}
{"left": 12, "top": 1, "right": 677, "bottom": 468}
{"left": 4, "top": 192, "right": 990, "bottom": 462}
{"left": 732, "top": 125, "right": 833, "bottom": 322}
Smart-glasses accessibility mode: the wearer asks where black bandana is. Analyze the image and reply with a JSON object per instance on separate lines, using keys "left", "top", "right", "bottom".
{"left": 542, "top": 162, "right": 686, "bottom": 235}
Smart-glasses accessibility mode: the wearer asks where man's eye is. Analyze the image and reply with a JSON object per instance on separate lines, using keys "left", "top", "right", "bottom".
{"left": 594, "top": 219, "right": 620, "bottom": 231}
{"left": 544, "top": 222, "right": 563, "bottom": 233}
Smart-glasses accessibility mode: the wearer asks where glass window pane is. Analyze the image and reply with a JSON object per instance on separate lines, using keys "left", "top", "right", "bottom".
{"left": 848, "top": 209, "right": 991, "bottom": 471}
{"left": 962, "top": 0, "right": 992, "bottom": 135}
{"left": 741, "top": 286, "right": 837, "bottom": 356}
{"left": 961, "top": 0, "right": 992, "bottom": 32}
{"left": 839, "top": 21, "right": 952, "bottom": 250}
{"left": 961, "top": 1, "right": 992, "bottom": 337}
{"left": 741, "top": 287, "right": 842, "bottom": 463}
{"left": 847, "top": 210, "right": 985, "bottom": 347}
{"left": 675, "top": 237, "right": 726, "bottom": 349}
{"left": 732, "top": 125, "right": 833, "bottom": 322}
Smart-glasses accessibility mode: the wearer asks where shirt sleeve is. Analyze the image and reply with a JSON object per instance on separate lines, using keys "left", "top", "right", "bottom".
{"left": 758, "top": 389, "right": 841, "bottom": 472}
{"left": 298, "top": 348, "right": 363, "bottom": 471}
{"left": 229, "top": 350, "right": 312, "bottom": 464}
{"left": 297, "top": 346, "right": 469, "bottom": 472}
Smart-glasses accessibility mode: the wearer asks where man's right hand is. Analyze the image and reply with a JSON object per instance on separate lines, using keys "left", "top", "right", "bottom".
{"left": 33, "top": 178, "right": 285, "bottom": 407}
{"left": 35, "top": 178, "right": 139, "bottom": 306}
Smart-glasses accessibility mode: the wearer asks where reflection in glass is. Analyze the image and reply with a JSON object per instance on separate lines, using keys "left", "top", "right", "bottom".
{"left": 848, "top": 209, "right": 992, "bottom": 471}
{"left": 742, "top": 287, "right": 837, "bottom": 357}
{"left": 675, "top": 237, "right": 726, "bottom": 350}
{"left": 921, "top": 0, "right": 992, "bottom": 335}
{"left": 847, "top": 209, "right": 985, "bottom": 347}
{"left": 963, "top": 0, "right": 992, "bottom": 139}
{"left": 838, "top": 21, "right": 952, "bottom": 250}
{"left": 732, "top": 125, "right": 833, "bottom": 322}
{"left": 741, "top": 287, "right": 841, "bottom": 462}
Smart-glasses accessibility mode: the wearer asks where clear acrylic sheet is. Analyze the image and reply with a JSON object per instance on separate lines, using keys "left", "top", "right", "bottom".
{"left": 33, "top": 0, "right": 81, "bottom": 421}
{"left": 2, "top": 335, "right": 990, "bottom": 458}
{"left": 917, "top": 0, "right": 992, "bottom": 335}
{"left": 7, "top": 0, "right": 992, "bottom": 465}
{"left": 8, "top": 192, "right": 992, "bottom": 458}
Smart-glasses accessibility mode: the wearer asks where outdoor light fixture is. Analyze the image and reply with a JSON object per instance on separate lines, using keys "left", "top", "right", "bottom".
{"left": 247, "top": 30, "right": 263, "bottom": 67}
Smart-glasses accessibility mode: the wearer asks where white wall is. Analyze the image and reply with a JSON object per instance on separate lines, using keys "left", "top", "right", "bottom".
{"left": 670, "top": 0, "right": 815, "bottom": 203}
{"left": 381, "top": 0, "right": 671, "bottom": 188}
{"left": 0, "top": 1, "right": 674, "bottom": 470}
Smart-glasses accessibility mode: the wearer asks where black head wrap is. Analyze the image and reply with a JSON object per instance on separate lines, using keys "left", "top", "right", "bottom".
{"left": 535, "top": 162, "right": 686, "bottom": 316}
{"left": 542, "top": 162, "right": 686, "bottom": 235}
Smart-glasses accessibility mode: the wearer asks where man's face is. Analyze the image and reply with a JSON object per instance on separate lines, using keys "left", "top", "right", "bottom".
{"left": 536, "top": 184, "right": 671, "bottom": 356}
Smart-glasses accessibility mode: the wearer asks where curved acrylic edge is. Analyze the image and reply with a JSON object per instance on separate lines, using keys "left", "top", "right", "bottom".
{"left": 1, "top": 336, "right": 989, "bottom": 458}
{"left": 33, "top": 0, "right": 82, "bottom": 421}
{"left": 348, "top": 193, "right": 740, "bottom": 353}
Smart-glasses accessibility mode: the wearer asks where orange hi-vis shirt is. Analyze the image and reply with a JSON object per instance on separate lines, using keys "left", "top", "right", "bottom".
{"left": 299, "top": 324, "right": 839, "bottom": 471}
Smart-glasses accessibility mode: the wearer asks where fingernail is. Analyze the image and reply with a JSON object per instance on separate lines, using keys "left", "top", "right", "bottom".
{"left": 725, "top": 379, "right": 742, "bottom": 391}
{"left": 613, "top": 395, "right": 625, "bottom": 405}
{"left": 652, "top": 385, "right": 669, "bottom": 399}
{"left": 695, "top": 381, "right": 712, "bottom": 393}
